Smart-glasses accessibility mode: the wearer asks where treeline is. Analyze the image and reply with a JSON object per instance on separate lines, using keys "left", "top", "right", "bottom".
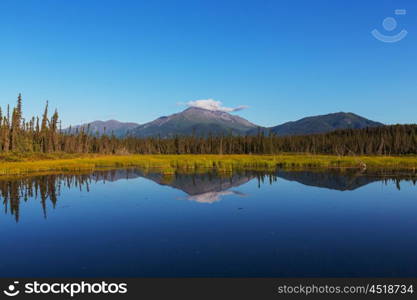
{"left": 1, "top": 95, "right": 417, "bottom": 156}
{"left": 0, "top": 94, "right": 60, "bottom": 153}
{"left": 272, "top": 125, "right": 417, "bottom": 156}
{"left": 121, "top": 125, "right": 417, "bottom": 156}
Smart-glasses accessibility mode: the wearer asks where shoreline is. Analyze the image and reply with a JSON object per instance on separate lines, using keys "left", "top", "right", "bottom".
{"left": 0, "top": 153, "right": 417, "bottom": 176}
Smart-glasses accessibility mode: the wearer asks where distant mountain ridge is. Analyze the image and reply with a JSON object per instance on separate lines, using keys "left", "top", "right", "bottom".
{"left": 267, "top": 112, "right": 384, "bottom": 136}
{"left": 65, "top": 120, "right": 139, "bottom": 137}
{"left": 66, "top": 110, "right": 384, "bottom": 138}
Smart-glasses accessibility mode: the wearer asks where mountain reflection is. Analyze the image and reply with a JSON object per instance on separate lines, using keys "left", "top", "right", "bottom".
{"left": 187, "top": 190, "right": 246, "bottom": 204}
{"left": 1, "top": 168, "right": 416, "bottom": 221}
{"left": 139, "top": 172, "right": 254, "bottom": 203}
{"left": 277, "top": 169, "right": 417, "bottom": 191}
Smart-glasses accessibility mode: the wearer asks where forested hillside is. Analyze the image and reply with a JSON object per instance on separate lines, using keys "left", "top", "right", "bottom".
{"left": 1, "top": 95, "right": 416, "bottom": 156}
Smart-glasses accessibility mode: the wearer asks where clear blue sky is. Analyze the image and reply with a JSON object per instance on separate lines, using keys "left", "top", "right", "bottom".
{"left": 0, "top": 0, "right": 415, "bottom": 127}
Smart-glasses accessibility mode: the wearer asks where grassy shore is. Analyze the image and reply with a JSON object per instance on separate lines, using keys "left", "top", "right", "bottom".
{"left": 0, "top": 153, "right": 417, "bottom": 176}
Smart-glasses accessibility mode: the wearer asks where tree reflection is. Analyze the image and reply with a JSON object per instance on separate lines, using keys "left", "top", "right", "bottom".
{"left": 0, "top": 168, "right": 416, "bottom": 222}
{"left": 0, "top": 169, "right": 141, "bottom": 222}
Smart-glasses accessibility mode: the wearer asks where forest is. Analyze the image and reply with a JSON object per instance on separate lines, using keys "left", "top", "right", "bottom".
{"left": 1, "top": 95, "right": 417, "bottom": 156}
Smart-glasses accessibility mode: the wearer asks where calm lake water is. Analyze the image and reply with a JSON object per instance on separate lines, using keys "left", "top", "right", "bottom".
{"left": 1, "top": 168, "right": 417, "bottom": 277}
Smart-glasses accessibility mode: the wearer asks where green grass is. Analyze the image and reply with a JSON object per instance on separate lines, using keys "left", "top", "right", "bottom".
{"left": 0, "top": 153, "right": 417, "bottom": 176}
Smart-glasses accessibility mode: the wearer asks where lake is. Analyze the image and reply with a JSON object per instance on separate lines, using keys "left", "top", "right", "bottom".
{"left": 1, "top": 168, "right": 417, "bottom": 277}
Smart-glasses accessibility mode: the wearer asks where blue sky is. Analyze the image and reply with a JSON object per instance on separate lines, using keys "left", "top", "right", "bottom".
{"left": 0, "top": 0, "right": 415, "bottom": 127}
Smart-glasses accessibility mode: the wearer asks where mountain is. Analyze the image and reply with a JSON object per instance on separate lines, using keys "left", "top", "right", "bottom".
{"left": 66, "top": 111, "right": 384, "bottom": 138}
{"left": 249, "top": 112, "right": 383, "bottom": 136}
{"left": 131, "top": 107, "right": 258, "bottom": 138}
{"left": 66, "top": 120, "right": 139, "bottom": 137}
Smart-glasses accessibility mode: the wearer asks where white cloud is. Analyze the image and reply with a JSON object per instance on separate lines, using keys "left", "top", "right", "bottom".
{"left": 185, "top": 99, "right": 248, "bottom": 113}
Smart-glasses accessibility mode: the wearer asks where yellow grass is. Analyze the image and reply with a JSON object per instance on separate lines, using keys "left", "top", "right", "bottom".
{"left": 0, "top": 153, "right": 417, "bottom": 176}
